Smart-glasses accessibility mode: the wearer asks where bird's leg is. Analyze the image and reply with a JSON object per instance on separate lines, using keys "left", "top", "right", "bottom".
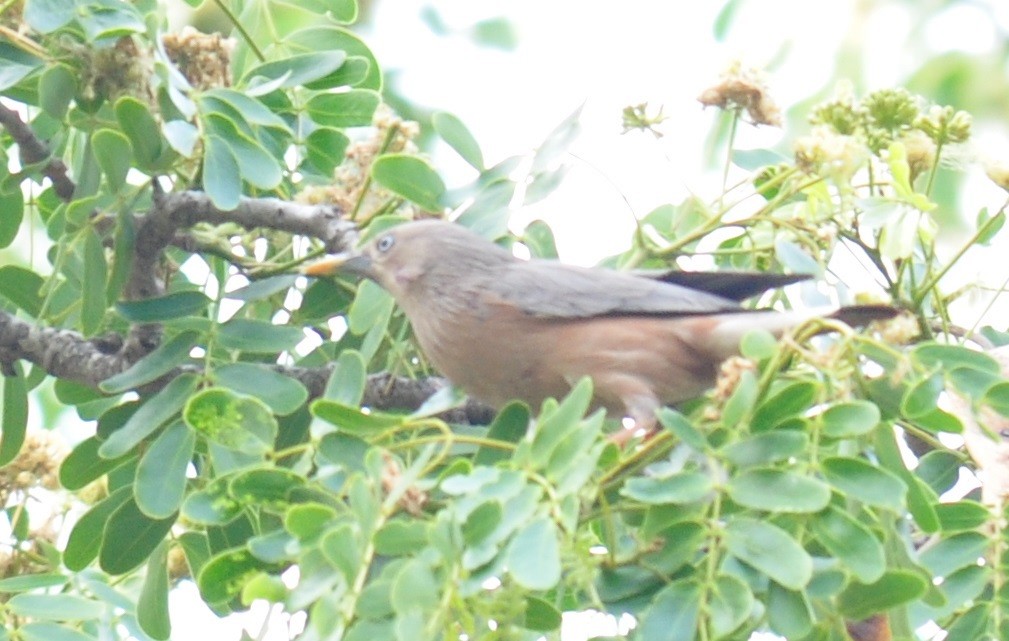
{"left": 609, "top": 394, "right": 661, "bottom": 447}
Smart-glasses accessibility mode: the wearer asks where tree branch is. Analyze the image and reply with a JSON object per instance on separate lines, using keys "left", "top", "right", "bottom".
{"left": 0, "top": 308, "right": 496, "bottom": 424}
{"left": 0, "top": 101, "right": 77, "bottom": 201}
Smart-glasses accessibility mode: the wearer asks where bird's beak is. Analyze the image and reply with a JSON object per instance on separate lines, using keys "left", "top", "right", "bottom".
{"left": 301, "top": 253, "right": 375, "bottom": 279}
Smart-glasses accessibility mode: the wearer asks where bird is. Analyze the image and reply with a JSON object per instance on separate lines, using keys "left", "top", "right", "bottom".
{"left": 303, "top": 219, "right": 895, "bottom": 442}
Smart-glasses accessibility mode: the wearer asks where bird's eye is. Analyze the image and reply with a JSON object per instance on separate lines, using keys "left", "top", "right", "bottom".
{"left": 376, "top": 234, "right": 395, "bottom": 253}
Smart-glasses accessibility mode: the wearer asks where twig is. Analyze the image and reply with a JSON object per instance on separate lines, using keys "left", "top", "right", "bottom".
{"left": 0, "top": 101, "right": 76, "bottom": 200}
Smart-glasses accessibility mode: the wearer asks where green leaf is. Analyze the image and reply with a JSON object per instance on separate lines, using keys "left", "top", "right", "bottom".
{"left": 621, "top": 471, "right": 713, "bottom": 505}
{"left": 8, "top": 594, "right": 103, "bottom": 621}
{"left": 81, "top": 227, "right": 107, "bottom": 337}
{"left": 203, "top": 134, "right": 241, "bottom": 210}
{"left": 521, "top": 219, "right": 558, "bottom": 259}
{"left": 137, "top": 541, "right": 171, "bottom": 640}
{"left": 321, "top": 523, "right": 362, "bottom": 582}
{"left": 724, "top": 517, "right": 812, "bottom": 589}
{"left": 59, "top": 436, "right": 134, "bottom": 490}
{"left": 38, "top": 63, "right": 75, "bottom": 118}
{"left": 115, "top": 97, "right": 167, "bottom": 170}
{"left": 727, "top": 468, "right": 831, "bottom": 513}
{"left": 313, "top": 396, "right": 405, "bottom": 434}
{"left": 201, "top": 89, "right": 291, "bottom": 131}
{"left": 390, "top": 558, "right": 439, "bottom": 613}
{"left": 475, "top": 402, "right": 530, "bottom": 465}
{"left": 181, "top": 478, "right": 242, "bottom": 526}
{"left": 528, "top": 377, "right": 594, "bottom": 468}
{"left": 0, "top": 573, "right": 68, "bottom": 592}
{"left": 23, "top": 0, "right": 75, "bottom": 33}
{"left": 0, "top": 371, "right": 28, "bottom": 466}
{"left": 722, "top": 371, "right": 759, "bottom": 427}
{"left": 935, "top": 500, "right": 990, "bottom": 532}
{"left": 91, "top": 129, "right": 131, "bottom": 191}
{"left": 767, "top": 583, "right": 814, "bottom": 639}
{"left": 720, "top": 431, "right": 808, "bottom": 467}
{"left": 285, "top": 503, "right": 337, "bottom": 540}
{"left": 77, "top": 0, "right": 144, "bottom": 39}
{"left": 285, "top": 26, "right": 382, "bottom": 91}
{"left": 99, "top": 496, "right": 177, "bottom": 575}
{"left": 218, "top": 318, "right": 303, "bottom": 353}
{"left": 919, "top": 532, "right": 988, "bottom": 578}
{"left": 374, "top": 519, "right": 429, "bottom": 556}
{"left": 0, "top": 188, "right": 23, "bottom": 248}
{"left": 751, "top": 380, "right": 818, "bottom": 430}
{"left": 731, "top": 146, "right": 789, "bottom": 169}
{"left": 916, "top": 449, "right": 962, "bottom": 494}
{"left": 657, "top": 408, "right": 708, "bottom": 451}
{"left": 241, "top": 51, "right": 348, "bottom": 89}
{"left": 198, "top": 548, "right": 273, "bottom": 605}
{"left": 371, "top": 154, "right": 447, "bottom": 211}
{"left": 163, "top": 120, "right": 199, "bottom": 156}
{"left": 0, "top": 265, "right": 43, "bottom": 316}
{"left": 524, "top": 595, "right": 562, "bottom": 632}
{"left": 811, "top": 506, "right": 885, "bottom": 583}
{"left": 820, "top": 400, "right": 881, "bottom": 437}
{"left": 306, "top": 90, "right": 381, "bottom": 128}
{"left": 215, "top": 363, "right": 308, "bottom": 416}
{"left": 740, "top": 329, "right": 778, "bottom": 360}
{"left": 710, "top": 574, "right": 754, "bottom": 637}
{"left": 506, "top": 517, "right": 561, "bottom": 590}
{"left": 837, "top": 570, "right": 929, "bottom": 620}
{"left": 241, "top": 572, "right": 288, "bottom": 605}
{"left": 64, "top": 486, "right": 131, "bottom": 571}
{"left": 115, "top": 291, "right": 211, "bottom": 322}
{"left": 19, "top": 622, "right": 97, "bottom": 641}
{"left": 135, "top": 421, "right": 195, "bottom": 519}
{"left": 432, "top": 112, "right": 484, "bottom": 170}
{"left": 462, "top": 501, "right": 502, "bottom": 546}
{"left": 901, "top": 373, "right": 943, "bottom": 419}
{"left": 100, "top": 330, "right": 200, "bottom": 393}
{"left": 230, "top": 468, "right": 305, "bottom": 511}
{"left": 184, "top": 388, "right": 278, "bottom": 455}
{"left": 348, "top": 279, "right": 394, "bottom": 335}
{"left": 324, "top": 349, "right": 367, "bottom": 406}
{"left": 912, "top": 342, "right": 1001, "bottom": 374}
{"left": 306, "top": 127, "right": 350, "bottom": 175}
{"left": 98, "top": 373, "right": 199, "bottom": 458}
{"left": 637, "top": 579, "right": 700, "bottom": 641}
{"left": 820, "top": 456, "right": 908, "bottom": 511}
{"left": 203, "top": 114, "right": 283, "bottom": 189}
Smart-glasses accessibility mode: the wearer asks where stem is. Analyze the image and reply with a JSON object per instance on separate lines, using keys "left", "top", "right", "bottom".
{"left": 718, "top": 110, "right": 741, "bottom": 213}
{"left": 213, "top": 0, "right": 265, "bottom": 62}
{"left": 912, "top": 207, "right": 1006, "bottom": 307}
{"left": 350, "top": 123, "right": 400, "bottom": 223}
{"left": 923, "top": 140, "right": 944, "bottom": 197}
{"left": 0, "top": 25, "right": 47, "bottom": 59}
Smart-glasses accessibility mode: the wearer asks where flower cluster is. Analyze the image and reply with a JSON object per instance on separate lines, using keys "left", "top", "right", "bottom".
{"left": 698, "top": 61, "right": 782, "bottom": 127}
{"left": 162, "top": 26, "right": 235, "bottom": 90}
{"left": 799, "top": 83, "right": 972, "bottom": 183}
{"left": 299, "top": 105, "right": 422, "bottom": 221}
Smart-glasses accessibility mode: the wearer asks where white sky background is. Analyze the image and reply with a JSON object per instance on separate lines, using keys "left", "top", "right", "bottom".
{"left": 121, "top": 1, "right": 1009, "bottom": 639}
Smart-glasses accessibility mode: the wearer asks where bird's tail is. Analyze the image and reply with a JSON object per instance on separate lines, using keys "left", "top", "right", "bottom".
{"left": 828, "top": 304, "right": 902, "bottom": 327}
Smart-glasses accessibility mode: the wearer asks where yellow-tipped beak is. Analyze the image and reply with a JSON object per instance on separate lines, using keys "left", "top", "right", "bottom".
{"left": 301, "top": 253, "right": 374, "bottom": 278}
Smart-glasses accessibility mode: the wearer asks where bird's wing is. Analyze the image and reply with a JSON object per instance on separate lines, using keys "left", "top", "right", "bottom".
{"left": 487, "top": 261, "right": 744, "bottom": 319}
{"left": 642, "top": 270, "right": 811, "bottom": 302}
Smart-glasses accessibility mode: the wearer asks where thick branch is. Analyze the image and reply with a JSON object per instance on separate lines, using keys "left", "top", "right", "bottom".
{"left": 0, "top": 310, "right": 128, "bottom": 384}
{"left": 130, "top": 190, "right": 355, "bottom": 300}
{"left": 0, "top": 101, "right": 76, "bottom": 201}
{"left": 0, "top": 309, "right": 495, "bottom": 424}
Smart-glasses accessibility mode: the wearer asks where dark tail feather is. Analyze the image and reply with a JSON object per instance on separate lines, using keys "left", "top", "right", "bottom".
{"left": 644, "top": 270, "right": 813, "bottom": 301}
{"left": 829, "top": 304, "right": 902, "bottom": 327}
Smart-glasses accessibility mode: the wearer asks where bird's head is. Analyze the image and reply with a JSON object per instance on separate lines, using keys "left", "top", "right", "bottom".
{"left": 302, "top": 219, "right": 514, "bottom": 302}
